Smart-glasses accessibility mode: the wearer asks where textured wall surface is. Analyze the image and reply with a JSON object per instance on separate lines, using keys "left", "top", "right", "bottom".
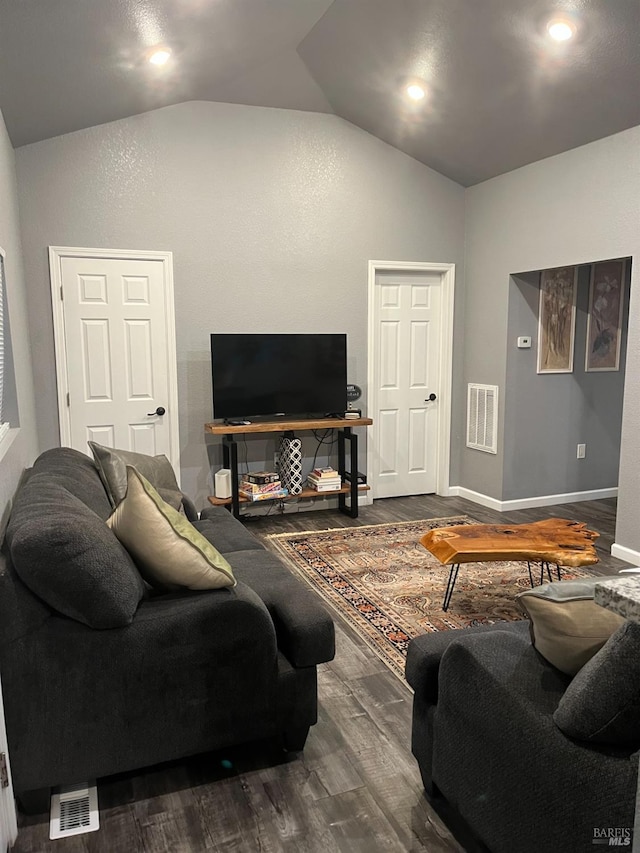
{"left": 15, "top": 101, "right": 465, "bottom": 506}
{"left": 503, "top": 266, "right": 630, "bottom": 501}
{"left": 0, "top": 109, "right": 38, "bottom": 533}
{"left": 463, "top": 126, "right": 640, "bottom": 549}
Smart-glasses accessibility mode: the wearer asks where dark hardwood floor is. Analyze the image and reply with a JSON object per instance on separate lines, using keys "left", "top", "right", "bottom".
{"left": 12, "top": 495, "right": 626, "bottom": 853}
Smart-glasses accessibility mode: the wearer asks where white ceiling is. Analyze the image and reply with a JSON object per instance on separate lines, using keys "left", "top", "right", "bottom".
{"left": 0, "top": 0, "right": 638, "bottom": 185}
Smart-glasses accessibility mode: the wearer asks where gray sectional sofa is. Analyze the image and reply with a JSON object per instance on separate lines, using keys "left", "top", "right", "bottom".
{"left": 0, "top": 447, "right": 335, "bottom": 813}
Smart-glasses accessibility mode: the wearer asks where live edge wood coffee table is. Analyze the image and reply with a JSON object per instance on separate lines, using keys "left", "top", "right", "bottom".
{"left": 420, "top": 518, "right": 599, "bottom": 612}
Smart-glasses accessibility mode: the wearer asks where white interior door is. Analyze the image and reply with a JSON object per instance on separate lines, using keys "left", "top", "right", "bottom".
{"left": 371, "top": 270, "right": 446, "bottom": 498}
{"left": 0, "top": 678, "right": 17, "bottom": 850}
{"left": 50, "top": 248, "right": 179, "bottom": 466}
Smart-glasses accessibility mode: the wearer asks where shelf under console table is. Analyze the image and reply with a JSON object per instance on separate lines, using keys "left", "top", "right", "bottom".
{"left": 205, "top": 417, "right": 373, "bottom": 520}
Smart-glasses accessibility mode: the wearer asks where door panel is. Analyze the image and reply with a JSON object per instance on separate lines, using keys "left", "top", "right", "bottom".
{"left": 81, "top": 319, "right": 112, "bottom": 400}
{"left": 380, "top": 321, "right": 400, "bottom": 388}
{"left": 378, "top": 409, "right": 399, "bottom": 477}
{"left": 124, "top": 320, "right": 154, "bottom": 399}
{"left": 410, "top": 320, "right": 429, "bottom": 386}
{"left": 87, "top": 425, "right": 115, "bottom": 446}
{"left": 408, "top": 408, "right": 428, "bottom": 472}
{"left": 129, "top": 423, "right": 157, "bottom": 455}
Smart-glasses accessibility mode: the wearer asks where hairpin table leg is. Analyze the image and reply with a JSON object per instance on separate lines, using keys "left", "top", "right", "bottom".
{"left": 442, "top": 564, "right": 461, "bottom": 612}
{"left": 539, "top": 561, "right": 555, "bottom": 584}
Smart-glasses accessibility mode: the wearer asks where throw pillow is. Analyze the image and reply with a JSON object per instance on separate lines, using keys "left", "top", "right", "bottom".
{"left": 106, "top": 467, "right": 235, "bottom": 590}
{"left": 6, "top": 474, "right": 146, "bottom": 628}
{"left": 553, "top": 620, "right": 640, "bottom": 744}
{"left": 88, "top": 441, "right": 183, "bottom": 510}
{"left": 516, "top": 577, "right": 624, "bottom": 675}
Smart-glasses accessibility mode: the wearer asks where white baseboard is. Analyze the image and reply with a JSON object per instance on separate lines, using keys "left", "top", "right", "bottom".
{"left": 447, "top": 486, "right": 503, "bottom": 510}
{"left": 450, "top": 485, "right": 618, "bottom": 513}
{"left": 610, "top": 543, "right": 640, "bottom": 567}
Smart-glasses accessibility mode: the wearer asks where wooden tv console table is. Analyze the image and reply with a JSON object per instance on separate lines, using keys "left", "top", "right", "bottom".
{"left": 205, "top": 417, "right": 373, "bottom": 519}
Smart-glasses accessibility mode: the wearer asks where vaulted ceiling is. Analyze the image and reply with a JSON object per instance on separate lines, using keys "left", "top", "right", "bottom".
{"left": 0, "top": 0, "right": 638, "bottom": 185}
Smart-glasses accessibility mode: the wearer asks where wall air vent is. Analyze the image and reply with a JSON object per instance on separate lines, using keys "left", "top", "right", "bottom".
{"left": 466, "top": 384, "right": 498, "bottom": 454}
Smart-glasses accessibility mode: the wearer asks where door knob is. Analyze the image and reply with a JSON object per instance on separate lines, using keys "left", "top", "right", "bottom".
{"left": 425, "top": 393, "right": 437, "bottom": 402}
{"left": 147, "top": 406, "right": 166, "bottom": 416}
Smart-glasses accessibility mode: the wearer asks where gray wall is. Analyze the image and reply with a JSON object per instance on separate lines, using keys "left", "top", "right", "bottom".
{"left": 15, "top": 100, "right": 466, "bottom": 508}
{"left": 463, "top": 125, "right": 640, "bottom": 551}
{"left": 0, "top": 109, "right": 39, "bottom": 532}
{"left": 503, "top": 265, "right": 630, "bottom": 501}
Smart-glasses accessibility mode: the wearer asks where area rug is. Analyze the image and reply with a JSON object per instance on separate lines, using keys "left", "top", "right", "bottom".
{"left": 266, "top": 517, "right": 597, "bottom": 682}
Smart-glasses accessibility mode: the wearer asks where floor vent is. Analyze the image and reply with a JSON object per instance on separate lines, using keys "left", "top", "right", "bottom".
{"left": 49, "top": 782, "right": 99, "bottom": 839}
{"left": 467, "top": 383, "right": 498, "bottom": 454}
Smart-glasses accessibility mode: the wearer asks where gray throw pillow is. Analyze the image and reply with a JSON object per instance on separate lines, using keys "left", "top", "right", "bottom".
{"left": 88, "top": 441, "right": 182, "bottom": 510}
{"left": 6, "top": 475, "right": 146, "bottom": 628}
{"left": 553, "top": 620, "right": 640, "bottom": 744}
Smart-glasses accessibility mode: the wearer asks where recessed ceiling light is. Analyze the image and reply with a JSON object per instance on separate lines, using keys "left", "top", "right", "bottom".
{"left": 406, "top": 83, "right": 426, "bottom": 101}
{"left": 149, "top": 48, "right": 171, "bottom": 66}
{"left": 547, "top": 18, "right": 576, "bottom": 41}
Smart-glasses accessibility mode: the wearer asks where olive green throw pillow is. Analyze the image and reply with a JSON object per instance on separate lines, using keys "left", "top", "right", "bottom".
{"left": 107, "top": 467, "right": 235, "bottom": 590}
{"left": 516, "top": 577, "right": 624, "bottom": 675}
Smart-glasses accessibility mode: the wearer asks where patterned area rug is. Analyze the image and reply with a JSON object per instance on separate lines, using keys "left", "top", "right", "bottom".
{"left": 266, "top": 517, "right": 597, "bottom": 681}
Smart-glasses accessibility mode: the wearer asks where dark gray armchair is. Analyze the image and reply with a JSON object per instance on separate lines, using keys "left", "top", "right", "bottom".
{"left": 406, "top": 621, "right": 638, "bottom": 853}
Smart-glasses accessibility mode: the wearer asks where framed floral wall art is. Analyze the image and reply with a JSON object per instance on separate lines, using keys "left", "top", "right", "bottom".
{"left": 537, "top": 266, "right": 578, "bottom": 374}
{"left": 585, "top": 260, "right": 626, "bottom": 372}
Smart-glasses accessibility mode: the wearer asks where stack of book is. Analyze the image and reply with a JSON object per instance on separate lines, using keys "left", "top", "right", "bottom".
{"left": 307, "top": 467, "right": 342, "bottom": 492}
{"left": 239, "top": 471, "right": 288, "bottom": 502}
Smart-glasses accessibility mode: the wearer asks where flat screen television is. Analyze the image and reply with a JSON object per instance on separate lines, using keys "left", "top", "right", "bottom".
{"left": 210, "top": 333, "right": 347, "bottom": 420}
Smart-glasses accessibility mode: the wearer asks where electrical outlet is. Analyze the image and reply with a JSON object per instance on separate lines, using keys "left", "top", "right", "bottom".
{"left": 577, "top": 444, "right": 586, "bottom": 459}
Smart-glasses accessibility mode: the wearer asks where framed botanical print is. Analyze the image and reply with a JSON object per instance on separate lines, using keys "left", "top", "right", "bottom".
{"left": 537, "top": 266, "right": 578, "bottom": 374}
{"left": 585, "top": 260, "right": 626, "bottom": 372}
